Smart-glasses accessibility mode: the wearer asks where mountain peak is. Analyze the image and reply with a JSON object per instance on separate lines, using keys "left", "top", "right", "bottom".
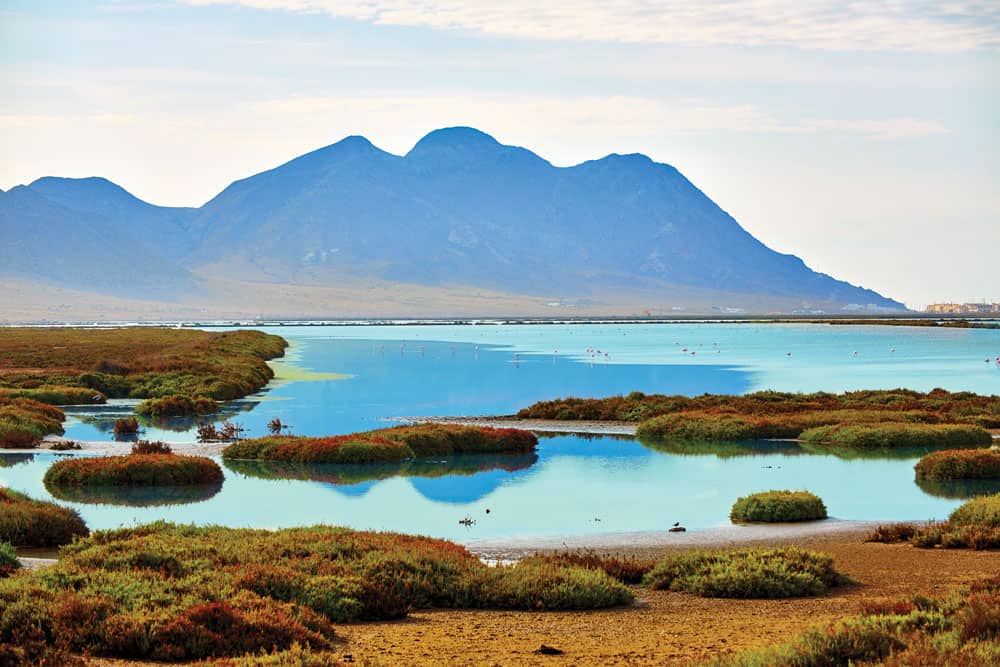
{"left": 407, "top": 127, "right": 502, "bottom": 156}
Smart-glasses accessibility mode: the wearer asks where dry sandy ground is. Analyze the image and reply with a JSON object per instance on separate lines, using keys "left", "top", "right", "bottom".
{"left": 73, "top": 528, "right": 1000, "bottom": 666}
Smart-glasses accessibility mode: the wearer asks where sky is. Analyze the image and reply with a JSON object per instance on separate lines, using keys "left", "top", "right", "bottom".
{"left": 1, "top": 1, "right": 998, "bottom": 309}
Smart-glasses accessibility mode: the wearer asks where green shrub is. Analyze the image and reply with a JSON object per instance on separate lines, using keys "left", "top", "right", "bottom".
{"left": 0, "top": 488, "right": 88, "bottom": 547}
{"left": 949, "top": 494, "right": 1000, "bottom": 527}
{"left": 916, "top": 449, "right": 1000, "bottom": 481}
{"left": 730, "top": 490, "right": 828, "bottom": 523}
{"left": 0, "top": 541, "right": 18, "bottom": 577}
{"left": 130, "top": 440, "right": 173, "bottom": 455}
{"left": 643, "top": 547, "right": 850, "bottom": 598}
{"left": 800, "top": 423, "right": 991, "bottom": 449}
{"left": 43, "top": 454, "right": 223, "bottom": 487}
{"left": 866, "top": 523, "right": 920, "bottom": 543}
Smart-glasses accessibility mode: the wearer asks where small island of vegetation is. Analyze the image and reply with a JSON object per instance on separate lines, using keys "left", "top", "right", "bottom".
{"left": 915, "top": 448, "right": 1000, "bottom": 481}
{"left": 730, "top": 490, "right": 828, "bottom": 523}
{"left": 222, "top": 423, "right": 538, "bottom": 464}
{"left": 43, "top": 442, "right": 223, "bottom": 488}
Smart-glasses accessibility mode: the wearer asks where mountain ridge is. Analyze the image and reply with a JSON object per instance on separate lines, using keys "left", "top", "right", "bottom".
{"left": 0, "top": 127, "right": 905, "bottom": 314}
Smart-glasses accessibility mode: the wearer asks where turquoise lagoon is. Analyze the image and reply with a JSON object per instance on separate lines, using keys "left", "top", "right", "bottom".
{"left": 2, "top": 322, "right": 998, "bottom": 541}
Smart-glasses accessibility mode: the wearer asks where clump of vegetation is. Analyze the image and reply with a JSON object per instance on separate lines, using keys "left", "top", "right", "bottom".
{"left": 0, "top": 488, "right": 88, "bottom": 547}
{"left": 0, "top": 541, "right": 19, "bottom": 578}
{"left": 730, "top": 490, "right": 828, "bottom": 523}
{"left": 916, "top": 448, "right": 1000, "bottom": 481}
{"left": 950, "top": 493, "right": 1000, "bottom": 527}
{"left": 267, "top": 417, "right": 289, "bottom": 435}
{"left": 866, "top": 523, "right": 920, "bottom": 543}
{"left": 643, "top": 547, "right": 850, "bottom": 598}
{"left": 0, "top": 327, "right": 286, "bottom": 402}
{"left": 0, "top": 522, "right": 632, "bottom": 662}
{"left": 519, "top": 550, "right": 656, "bottom": 584}
{"left": 136, "top": 394, "right": 219, "bottom": 418}
{"left": 223, "top": 423, "right": 538, "bottom": 464}
{"left": 197, "top": 421, "right": 246, "bottom": 442}
{"left": 711, "top": 578, "right": 1000, "bottom": 666}
{"left": 866, "top": 497, "right": 1000, "bottom": 549}
{"left": 43, "top": 453, "right": 223, "bottom": 487}
{"left": 130, "top": 440, "right": 173, "bottom": 455}
{"left": 800, "top": 423, "right": 992, "bottom": 449}
{"left": 0, "top": 396, "right": 65, "bottom": 448}
{"left": 520, "top": 388, "right": 1000, "bottom": 428}
{"left": 48, "top": 440, "right": 82, "bottom": 451}
{"left": 113, "top": 416, "right": 140, "bottom": 437}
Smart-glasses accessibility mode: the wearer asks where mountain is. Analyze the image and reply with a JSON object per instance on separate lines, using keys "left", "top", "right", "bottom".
{"left": 28, "top": 177, "right": 198, "bottom": 259}
{"left": 0, "top": 128, "right": 905, "bottom": 315}
{"left": 0, "top": 185, "right": 195, "bottom": 299}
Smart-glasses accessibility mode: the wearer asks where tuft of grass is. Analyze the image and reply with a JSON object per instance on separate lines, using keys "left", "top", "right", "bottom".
{"left": 223, "top": 423, "right": 538, "bottom": 464}
{"left": 643, "top": 547, "right": 851, "bottom": 598}
{"left": 48, "top": 440, "right": 81, "bottom": 451}
{"left": 130, "top": 440, "right": 173, "bottom": 455}
{"left": 916, "top": 448, "right": 1000, "bottom": 481}
{"left": 43, "top": 453, "right": 223, "bottom": 487}
{"left": 519, "top": 550, "right": 657, "bottom": 584}
{"left": 799, "top": 423, "right": 991, "bottom": 449}
{"left": 730, "top": 490, "right": 828, "bottom": 523}
{"left": 0, "top": 541, "right": 19, "bottom": 578}
{"left": 0, "top": 488, "right": 88, "bottom": 547}
{"left": 136, "top": 394, "right": 219, "bottom": 418}
{"left": 0, "top": 522, "right": 631, "bottom": 662}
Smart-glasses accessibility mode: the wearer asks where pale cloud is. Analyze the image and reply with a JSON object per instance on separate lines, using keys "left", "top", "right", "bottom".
{"left": 180, "top": 0, "right": 1000, "bottom": 52}
{"left": 249, "top": 94, "right": 952, "bottom": 144}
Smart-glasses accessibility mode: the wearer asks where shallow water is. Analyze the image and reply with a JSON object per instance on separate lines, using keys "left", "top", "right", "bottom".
{"left": 4, "top": 322, "right": 999, "bottom": 540}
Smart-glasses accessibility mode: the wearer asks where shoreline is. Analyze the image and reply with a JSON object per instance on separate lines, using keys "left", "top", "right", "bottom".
{"left": 464, "top": 519, "right": 881, "bottom": 559}
{"left": 392, "top": 415, "right": 639, "bottom": 435}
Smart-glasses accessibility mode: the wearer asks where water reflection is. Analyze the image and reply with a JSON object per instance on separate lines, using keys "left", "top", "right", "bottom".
{"left": 638, "top": 438, "right": 804, "bottom": 459}
{"left": 71, "top": 399, "right": 261, "bottom": 437}
{"left": 225, "top": 452, "right": 538, "bottom": 503}
{"left": 0, "top": 453, "right": 34, "bottom": 468}
{"left": 915, "top": 477, "right": 1000, "bottom": 500}
{"left": 45, "top": 481, "right": 224, "bottom": 507}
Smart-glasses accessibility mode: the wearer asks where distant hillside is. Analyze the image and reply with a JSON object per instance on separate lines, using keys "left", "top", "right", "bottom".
{"left": 0, "top": 127, "right": 906, "bottom": 315}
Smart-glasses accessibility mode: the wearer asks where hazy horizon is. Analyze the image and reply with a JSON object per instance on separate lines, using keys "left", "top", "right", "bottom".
{"left": 2, "top": 1, "right": 997, "bottom": 309}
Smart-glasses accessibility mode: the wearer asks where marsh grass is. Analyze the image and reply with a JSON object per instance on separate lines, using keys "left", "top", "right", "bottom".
{"left": 519, "top": 550, "right": 656, "bottom": 584}
{"left": 0, "top": 488, "right": 88, "bottom": 547}
{"left": 0, "top": 396, "right": 65, "bottom": 448}
{"left": 0, "top": 327, "right": 286, "bottom": 402}
{"left": 730, "top": 490, "right": 828, "bottom": 523}
{"left": 799, "top": 423, "right": 991, "bottom": 449}
{"left": 643, "top": 547, "right": 850, "bottom": 598}
{"left": 520, "top": 389, "right": 1000, "bottom": 426}
{"left": 0, "top": 522, "right": 632, "bottom": 662}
